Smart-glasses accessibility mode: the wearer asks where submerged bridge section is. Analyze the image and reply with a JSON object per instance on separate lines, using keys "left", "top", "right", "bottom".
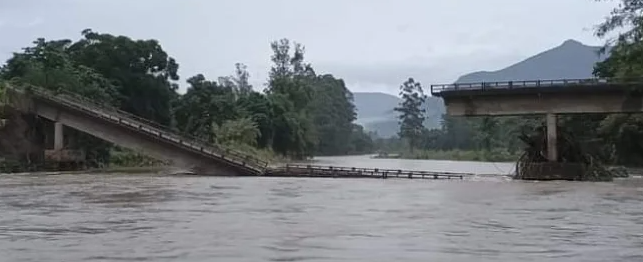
{"left": 266, "top": 164, "right": 467, "bottom": 179}
{"left": 7, "top": 86, "right": 268, "bottom": 176}
{"left": 0, "top": 85, "right": 491, "bottom": 180}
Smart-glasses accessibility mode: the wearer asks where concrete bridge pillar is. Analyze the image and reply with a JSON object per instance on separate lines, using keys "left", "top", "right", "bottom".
{"left": 54, "top": 122, "right": 64, "bottom": 150}
{"left": 546, "top": 113, "right": 557, "bottom": 162}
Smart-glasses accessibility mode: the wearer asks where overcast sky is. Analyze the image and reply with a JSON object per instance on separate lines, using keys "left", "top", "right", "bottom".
{"left": 0, "top": 0, "right": 618, "bottom": 94}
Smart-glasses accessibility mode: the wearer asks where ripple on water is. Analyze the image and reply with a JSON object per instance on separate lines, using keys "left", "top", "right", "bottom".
{"left": 0, "top": 170, "right": 641, "bottom": 262}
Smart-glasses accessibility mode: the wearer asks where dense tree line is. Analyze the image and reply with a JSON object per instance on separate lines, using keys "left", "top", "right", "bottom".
{"left": 0, "top": 30, "right": 374, "bottom": 168}
{"left": 387, "top": 0, "right": 643, "bottom": 166}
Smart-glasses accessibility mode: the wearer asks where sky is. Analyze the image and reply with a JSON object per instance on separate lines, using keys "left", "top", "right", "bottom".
{"left": 0, "top": 0, "right": 618, "bottom": 95}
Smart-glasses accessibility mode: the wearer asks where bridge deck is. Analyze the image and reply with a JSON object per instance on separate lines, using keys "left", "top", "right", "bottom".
{"left": 430, "top": 78, "right": 643, "bottom": 116}
{"left": 265, "top": 164, "right": 468, "bottom": 179}
{"left": 9, "top": 85, "right": 268, "bottom": 175}
{"left": 430, "top": 78, "right": 638, "bottom": 97}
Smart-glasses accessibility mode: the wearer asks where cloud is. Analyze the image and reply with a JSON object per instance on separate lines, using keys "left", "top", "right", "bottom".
{"left": 0, "top": 0, "right": 620, "bottom": 96}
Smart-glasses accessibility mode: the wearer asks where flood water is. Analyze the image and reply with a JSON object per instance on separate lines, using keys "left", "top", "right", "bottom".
{"left": 1, "top": 155, "right": 643, "bottom": 262}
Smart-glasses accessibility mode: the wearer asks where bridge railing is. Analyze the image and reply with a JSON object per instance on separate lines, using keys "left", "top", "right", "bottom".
{"left": 430, "top": 78, "right": 612, "bottom": 94}
{"left": 23, "top": 85, "right": 269, "bottom": 172}
{"left": 283, "top": 164, "right": 473, "bottom": 176}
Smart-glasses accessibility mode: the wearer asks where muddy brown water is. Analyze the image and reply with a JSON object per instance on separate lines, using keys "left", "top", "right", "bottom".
{"left": 1, "top": 155, "right": 642, "bottom": 261}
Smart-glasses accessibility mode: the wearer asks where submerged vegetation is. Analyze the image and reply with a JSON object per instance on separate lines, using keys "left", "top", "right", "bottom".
{"left": 514, "top": 125, "right": 615, "bottom": 181}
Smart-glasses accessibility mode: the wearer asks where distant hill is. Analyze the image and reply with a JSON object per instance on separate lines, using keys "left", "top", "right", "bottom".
{"left": 353, "top": 92, "right": 399, "bottom": 138}
{"left": 353, "top": 92, "right": 444, "bottom": 137}
{"left": 353, "top": 92, "right": 399, "bottom": 121}
{"left": 354, "top": 39, "right": 609, "bottom": 138}
{"left": 456, "top": 40, "right": 607, "bottom": 83}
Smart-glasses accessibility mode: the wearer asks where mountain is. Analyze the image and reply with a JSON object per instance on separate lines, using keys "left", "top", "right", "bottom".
{"left": 352, "top": 93, "right": 398, "bottom": 138}
{"left": 353, "top": 92, "right": 444, "bottom": 137}
{"left": 456, "top": 40, "right": 607, "bottom": 83}
{"left": 353, "top": 92, "right": 399, "bottom": 123}
{"left": 353, "top": 39, "right": 609, "bottom": 138}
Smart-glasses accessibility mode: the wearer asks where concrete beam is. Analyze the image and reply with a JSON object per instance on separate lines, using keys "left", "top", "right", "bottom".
{"left": 442, "top": 91, "right": 643, "bottom": 116}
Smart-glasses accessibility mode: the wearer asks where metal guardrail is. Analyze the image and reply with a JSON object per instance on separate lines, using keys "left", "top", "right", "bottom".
{"left": 22, "top": 85, "right": 269, "bottom": 173}
{"left": 278, "top": 164, "right": 470, "bottom": 179}
{"left": 430, "top": 78, "right": 614, "bottom": 94}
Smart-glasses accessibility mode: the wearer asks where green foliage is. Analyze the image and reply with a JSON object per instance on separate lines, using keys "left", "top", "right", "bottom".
{"left": 309, "top": 74, "right": 358, "bottom": 155}
{"left": 0, "top": 31, "right": 374, "bottom": 170}
{"left": 348, "top": 124, "right": 375, "bottom": 154}
{"left": 174, "top": 74, "right": 239, "bottom": 141}
{"left": 394, "top": 78, "right": 427, "bottom": 152}
{"left": 0, "top": 37, "right": 117, "bottom": 167}
{"left": 110, "top": 147, "right": 166, "bottom": 167}
{"left": 590, "top": 0, "right": 643, "bottom": 166}
{"left": 263, "top": 38, "right": 372, "bottom": 158}
{"left": 265, "top": 39, "right": 317, "bottom": 158}
{"left": 1, "top": 38, "right": 117, "bottom": 102}
{"left": 213, "top": 117, "right": 261, "bottom": 146}
{"left": 401, "top": 149, "right": 518, "bottom": 162}
{"left": 67, "top": 29, "right": 179, "bottom": 125}
{"left": 236, "top": 92, "right": 274, "bottom": 148}
{"left": 375, "top": 0, "right": 643, "bottom": 168}
{"left": 0, "top": 82, "right": 5, "bottom": 128}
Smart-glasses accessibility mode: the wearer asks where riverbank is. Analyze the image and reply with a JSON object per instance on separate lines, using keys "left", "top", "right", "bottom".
{"left": 3, "top": 153, "right": 641, "bottom": 179}
{"left": 373, "top": 149, "right": 519, "bottom": 162}
{"left": 0, "top": 166, "right": 171, "bottom": 176}
{"left": 0, "top": 143, "right": 287, "bottom": 174}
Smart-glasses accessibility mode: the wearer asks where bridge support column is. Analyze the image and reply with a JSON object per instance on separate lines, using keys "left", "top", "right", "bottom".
{"left": 54, "top": 122, "right": 64, "bottom": 150}
{"left": 546, "top": 113, "right": 557, "bottom": 162}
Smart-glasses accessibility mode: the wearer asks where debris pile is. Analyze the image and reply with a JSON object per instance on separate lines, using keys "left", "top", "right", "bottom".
{"left": 514, "top": 125, "right": 614, "bottom": 181}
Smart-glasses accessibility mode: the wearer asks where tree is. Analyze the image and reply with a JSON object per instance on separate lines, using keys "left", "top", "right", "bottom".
{"left": 217, "top": 63, "right": 253, "bottom": 98}
{"left": 0, "top": 37, "right": 118, "bottom": 166}
{"left": 174, "top": 74, "right": 239, "bottom": 141}
{"left": 67, "top": 29, "right": 180, "bottom": 125}
{"left": 265, "top": 38, "right": 317, "bottom": 158}
{"left": 236, "top": 92, "right": 274, "bottom": 148}
{"left": 394, "top": 78, "right": 427, "bottom": 152}
{"left": 0, "top": 30, "right": 377, "bottom": 171}
{"left": 309, "top": 74, "right": 358, "bottom": 155}
{"left": 233, "top": 63, "right": 253, "bottom": 96}
{"left": 589, "top": 0, "right": 643, "bottom": 165}
{"left": 213, "top": 117, "right": 261, "bottom": 146}
{"left": 349, "top": 124, "right": 374, "bottom": 154}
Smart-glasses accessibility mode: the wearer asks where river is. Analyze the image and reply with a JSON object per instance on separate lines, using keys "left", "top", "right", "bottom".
{"left": 1, "top": 156, "right": 642, "bottom": 262}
